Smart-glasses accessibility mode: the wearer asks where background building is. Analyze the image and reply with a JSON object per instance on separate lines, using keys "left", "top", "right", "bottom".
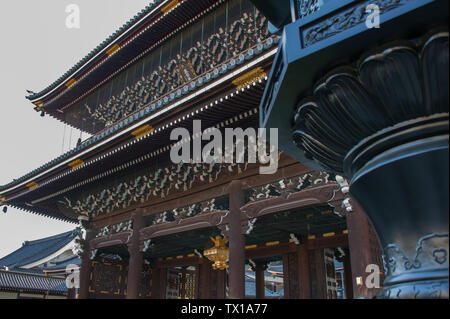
{"left": 0, "top": 229, "right": 81, "bottom": 299}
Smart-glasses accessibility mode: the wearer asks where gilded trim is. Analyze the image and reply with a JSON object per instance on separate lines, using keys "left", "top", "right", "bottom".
{"left": 106, "top": 44, "right": 120, "bottom": 56}
{"left": 26, "top": 182, "right": 39, "bottom": 190}
{"left": 232, "top": 67, "right": 267, "bottom": 90}
{"left": 68, "top": 159, "right": 85, "bottom": 170}
{"left": 65, "top": 78, "right": 77, "bottom": 88}
{"left": 265, "top": 241, "right": 280, "bottom": 247}
{"left": 323, "top": 232, "right": 336, "bottom": 238}
{"left": 131, "top": 124, "right": 155, "bottom": 139}
{"left": 161, "top": 0, "right": 179, "bottom": 14}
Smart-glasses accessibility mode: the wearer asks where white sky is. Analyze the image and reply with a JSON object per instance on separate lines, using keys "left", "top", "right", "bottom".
{"left": 0, "top": 0, "right": 152, "bottom": 258}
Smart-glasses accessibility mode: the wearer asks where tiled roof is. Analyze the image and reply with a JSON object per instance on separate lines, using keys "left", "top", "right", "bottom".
{"left": 26, "top": 0, "right": 165, "bottom": 101}
{"left": 0, "top": 269, "right": 67, "bottom": 295}
{"left": 0, "top": 36, "right": 278, "bottom": 194}
{"left": 0, "top": 229, "right": 81, "bottom": 269}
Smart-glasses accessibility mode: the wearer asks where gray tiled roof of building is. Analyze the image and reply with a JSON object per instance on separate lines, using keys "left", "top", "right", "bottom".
{"left": 0, "top": 229, "right": 81, "bottom": 269}
{"left": 0, "top": 269, "right": 67, "bottom": 295}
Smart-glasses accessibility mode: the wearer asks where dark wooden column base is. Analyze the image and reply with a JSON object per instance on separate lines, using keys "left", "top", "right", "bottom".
{"left": 126, "top": 211, "right": 144, "bottom": 299}
{"left": 228, "top": 180, "right": 245, "bottom": 299}
{"left": 79, "top": 228, "right": 96, "bottom": 299}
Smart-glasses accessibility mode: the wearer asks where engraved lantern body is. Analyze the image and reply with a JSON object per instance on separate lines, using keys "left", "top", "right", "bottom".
{"left": 251, "top": 0, "right": 449, "bottom": 298}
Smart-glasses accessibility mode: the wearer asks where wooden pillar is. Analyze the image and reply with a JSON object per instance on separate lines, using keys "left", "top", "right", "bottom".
{"left": 282, "top": 254, "right": 294, "bottom": 299}
{"left": 160, "top": 268, "right": 168, "bottom": 299}
{"left": 179, "top": 267, "right": 187, "bottom": 299}
{"left": 79, "top": 228, "right": 96, "bottom": 299}
{"left": 197, "top": 261, "right": 211, "bottom": 299}
{"left": 343, "top": 250, "right": 354, "bottom": 299}
{"left": 309, "top": 248, "right": 327, "bottom": 299}
{"left": 214, "top": 270, "right": 226, "bottom": 299}
{"left": 126, "top": 211, "right": 144, "bottom": 299}
{"left": 283, "top": 246, "right": 311, "bottom": 299}
{"left": 151, "top": 268, "right": 163, "bottom": 299}
{"left": 254, "top": 262, "right": 267, "bottom": 299}
{"left": 228, "top": 180, "right": 245, "bottom": 299}
{"left": 194, "top": 265, "right": 201, "bottom": 299}
{"left": 298, "top": 245, "right": 311, "bottom": 299}
{"left": 346, "top": 203, "right": 383, "bottom": 298}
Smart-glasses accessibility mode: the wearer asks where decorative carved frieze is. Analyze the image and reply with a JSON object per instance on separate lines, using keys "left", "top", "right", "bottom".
{"left": 95, "top": 220, "right": 134, "bottom": 239}
{"left": 381, "top": 234, "right": 449, "bottom": 299}
{"left": 297, "top": 0, "right": 326, "bottom": 19}
{"left": 84, "top": 5, "right": 272, "bottom": 128}
{"left": 245, "top": 171, "right": 335, "bottom": 204}
{"left": 383, "top": 234, "right": 449, "bottom": 278}
{"left": 302, "top": 0, "right": 408, "bottom": 47}
{"left": 60, "top": 160, "right": 249, "bottom": 218}
{"left": 148, "top": 197, "right": 229, "bottom": 227}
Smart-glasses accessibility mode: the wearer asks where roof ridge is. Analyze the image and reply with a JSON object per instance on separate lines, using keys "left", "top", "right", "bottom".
{"left": 22, "top": 229, "right": 78, "bottom": 246}
{"left": 0, "top": 268, "right": 65, "bottom": 279}
{"left": 26, "top": 0, "right": 165, "bottom": 101}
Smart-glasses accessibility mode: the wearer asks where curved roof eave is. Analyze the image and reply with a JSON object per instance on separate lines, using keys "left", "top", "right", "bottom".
{"left": 1, "top": 43, "right": 278, "bottom": 194}
{"left": 26, "top": 0, "right": 167, "bottom": 102}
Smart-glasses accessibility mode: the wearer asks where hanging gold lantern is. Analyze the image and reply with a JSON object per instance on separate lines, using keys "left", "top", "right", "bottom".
{"left": 204, "top": 236, "right": 229, "bottom": 271}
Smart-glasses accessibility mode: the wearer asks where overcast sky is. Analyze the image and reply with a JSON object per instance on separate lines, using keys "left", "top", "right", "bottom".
{"left": 0, "top": 0, "right": 152, "bottom": 258}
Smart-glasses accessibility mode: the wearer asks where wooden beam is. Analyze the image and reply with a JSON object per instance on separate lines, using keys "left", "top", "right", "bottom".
{"left": 309, "top": 248, "right": 327, "bottom": 299}
{"left": 306, "top": 234, "right": 348, "bottom": 250}
{"left": 246, "top": 242, "right": 298, "bottom": 259}
{"left": 152, "top": 256, "right": 204, "bottom": 269}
